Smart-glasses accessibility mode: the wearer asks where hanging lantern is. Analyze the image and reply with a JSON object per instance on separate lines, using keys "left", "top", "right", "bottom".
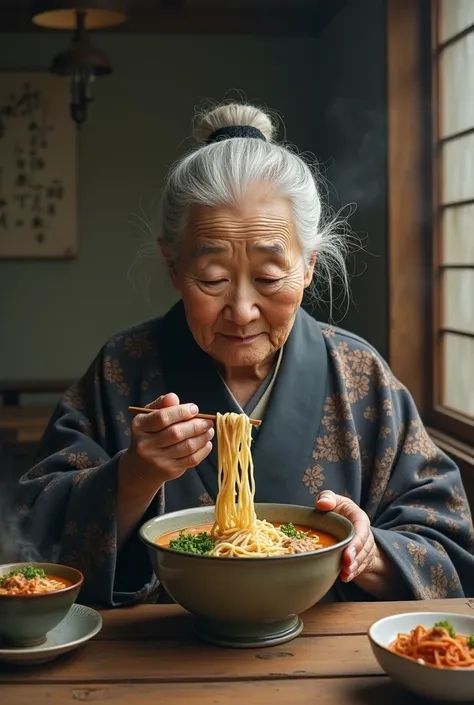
{"left": 31, "top": 2, "right": 128, "bottom": 125}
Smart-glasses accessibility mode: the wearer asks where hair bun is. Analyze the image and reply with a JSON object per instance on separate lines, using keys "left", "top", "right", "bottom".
{"left": 193, "top": 103, "right": 275, "bottom": 144}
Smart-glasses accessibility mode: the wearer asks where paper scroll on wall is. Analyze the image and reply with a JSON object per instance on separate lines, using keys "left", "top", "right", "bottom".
{"left": 0, "top": 72, "right": 76, "bottom": 259}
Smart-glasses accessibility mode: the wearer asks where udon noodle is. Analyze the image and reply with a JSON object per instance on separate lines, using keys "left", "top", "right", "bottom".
{"left": 208, "top": 412, "right": 302, "bottom": 557}
{"left": 156, "top": 411, "right": 332, "bottom": 557}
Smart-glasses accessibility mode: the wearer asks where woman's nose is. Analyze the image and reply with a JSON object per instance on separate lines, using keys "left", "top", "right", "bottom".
{"left": 224, "top": 290, "right": 259, "bottom": 326}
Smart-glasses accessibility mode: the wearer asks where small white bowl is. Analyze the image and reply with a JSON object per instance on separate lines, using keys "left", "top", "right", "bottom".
{"left": 368, "top": 611, "right": 474, "bottom": 703}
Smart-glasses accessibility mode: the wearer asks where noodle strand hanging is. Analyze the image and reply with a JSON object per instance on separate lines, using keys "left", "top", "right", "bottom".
{"left": 209, "top": 412, "right": 295, "bottom": 557}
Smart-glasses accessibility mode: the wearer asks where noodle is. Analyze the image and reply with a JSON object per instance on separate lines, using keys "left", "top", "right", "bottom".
{"left": 390, "top": 623, "right": 474, "bottom": 668}
{"left": 208, "top": 412, "right": 315, "bottom": 557}
{"left": 159, "top": 411, "right": 328, "bottom": 557}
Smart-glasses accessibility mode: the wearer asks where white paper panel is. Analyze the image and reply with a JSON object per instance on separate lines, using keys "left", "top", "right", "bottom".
{"left": 443, "top": 333, "right": 474, "bottom": 417}
{"left": 442, "top": 132, "right": 474, "bottom": 203}
{"left": 440, "top": 34, "right": 474, "bottom": 137}
{"left": 442, "top": 205, "right": 474, "bottom": 264}
{"left": 443, "top": 270, "right": 474, "bottom": 334}
{"left": 440, "top": 0, "right": 474, "bottom": 42}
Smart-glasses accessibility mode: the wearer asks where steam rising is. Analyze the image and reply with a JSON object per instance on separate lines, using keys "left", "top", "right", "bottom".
{"left": 323, "top": 98, "right": 386, "bottom": 210}
{"left": 0, "top": 482, "right": 58, "bottom": 565}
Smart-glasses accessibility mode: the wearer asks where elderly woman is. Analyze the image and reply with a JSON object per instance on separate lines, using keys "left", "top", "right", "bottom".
{"left": 16, "top": 103, "right": 474, "bottom": 606}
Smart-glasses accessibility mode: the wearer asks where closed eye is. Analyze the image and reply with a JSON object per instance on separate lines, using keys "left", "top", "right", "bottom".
{"left": 256, "top": 278, "right": 282, "bottom": 284}
{"left": 201, "top": 279, "right": 227, "bottom": 286}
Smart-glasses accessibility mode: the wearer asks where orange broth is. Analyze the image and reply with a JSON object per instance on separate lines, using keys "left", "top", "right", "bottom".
{"left": 155, "top": 522, "right": 337, "bottom": 551}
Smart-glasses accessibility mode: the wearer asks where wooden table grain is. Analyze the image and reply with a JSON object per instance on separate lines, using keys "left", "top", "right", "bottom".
{"left": 1, "top": 598, "right": 473, "bottom": 704}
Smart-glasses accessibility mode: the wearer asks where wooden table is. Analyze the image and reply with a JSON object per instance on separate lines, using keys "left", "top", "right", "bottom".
{"left": 1, "top": 598, "right": 473, "bottom": 704}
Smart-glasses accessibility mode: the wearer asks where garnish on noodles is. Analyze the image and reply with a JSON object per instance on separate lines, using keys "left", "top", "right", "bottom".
{"left": 390, "top": 621, "right": 474, "bottom": 668}
{"left": 279, "top": 522, "right": 308, "bottom": 540}
{"left": 169, "top": 531, "right": 215, "bottom": 555}
{"left": 0, "top": 567, "right": 70, "bottom": 596}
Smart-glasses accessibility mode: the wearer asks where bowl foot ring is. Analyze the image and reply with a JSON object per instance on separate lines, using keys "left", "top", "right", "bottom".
{"left": 193, "top": 615, "right": 304, "bottom": 648}
{"left": 3, "top": 636, "right": 47, "bottom": 648}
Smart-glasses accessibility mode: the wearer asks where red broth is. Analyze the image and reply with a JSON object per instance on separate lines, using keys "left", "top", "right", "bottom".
{"left": 155, "top": 522, "right": 338, "bottom": 551}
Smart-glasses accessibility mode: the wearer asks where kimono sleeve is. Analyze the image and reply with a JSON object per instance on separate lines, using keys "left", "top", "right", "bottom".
{"left": 13, "top": 351, "right": 159, "bottom": 607}
{"left": 359, "top": 379, "right": 474, "bottom": 600}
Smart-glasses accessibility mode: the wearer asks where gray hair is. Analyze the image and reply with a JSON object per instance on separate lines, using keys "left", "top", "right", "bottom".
{"left": 160, "top": 102, "right": 351, "bottom": 311}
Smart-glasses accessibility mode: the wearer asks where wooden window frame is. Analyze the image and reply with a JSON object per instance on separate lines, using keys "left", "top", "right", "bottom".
{"left": 428, "top": 0, "right": 474, "bottom": 446}
{"left": 387, "top": 0, "right": 474, "bottom": 455}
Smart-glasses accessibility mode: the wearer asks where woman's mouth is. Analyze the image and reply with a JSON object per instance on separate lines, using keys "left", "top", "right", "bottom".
{"left": 221, "top": 334, "right": 262, "bottom": 344}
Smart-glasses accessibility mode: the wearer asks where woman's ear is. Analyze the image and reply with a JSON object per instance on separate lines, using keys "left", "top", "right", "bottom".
{"left": 159, "top": 239, "right": 179, "bottom": 287}
{"left": 304, "top": 252, "right": 317, "bottom": 288}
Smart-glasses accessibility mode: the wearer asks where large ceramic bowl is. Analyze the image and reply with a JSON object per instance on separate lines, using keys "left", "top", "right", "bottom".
{"left": 140, "top": 503, "right": 354, "bottom": 647}
{"left": 368, "top": 611, "right": 474, "bottom": 702}
{"left": 0, "top": 562, "right": 84, "bottom": 647}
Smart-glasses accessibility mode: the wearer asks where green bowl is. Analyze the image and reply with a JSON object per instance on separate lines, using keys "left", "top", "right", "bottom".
{"left": 0, "top": 562, "right": 84, "bottom": 648}
{"left": 140, "top": 503, "right": 355, "bottom": 648}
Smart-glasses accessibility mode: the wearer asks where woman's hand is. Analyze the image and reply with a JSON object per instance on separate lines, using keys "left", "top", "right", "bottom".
{"left": 315, "top": 490, "right": 377, "bottom": 584}
{"left": 119, "top": 392, "right": 214, "bottom": 490}
{"left": 315, "top": 491, "right": 403, "bottom": 598}
{"left": 315, "top": 490, "right": 403, "bottom": 599}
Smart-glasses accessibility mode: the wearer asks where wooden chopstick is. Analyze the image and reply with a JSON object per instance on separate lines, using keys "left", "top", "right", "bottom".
{"left": 128, "top": 406, "right": 262, "bottom": 427}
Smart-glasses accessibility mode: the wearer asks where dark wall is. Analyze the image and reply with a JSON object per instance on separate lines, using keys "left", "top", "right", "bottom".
{"left": 0, "top": 0, "right": 389, "bottom": 384}
{"left": 309, "top": 0, "right": 388, "bottom": 358}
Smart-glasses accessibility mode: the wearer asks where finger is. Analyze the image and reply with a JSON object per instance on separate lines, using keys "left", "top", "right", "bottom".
{"left": 351, "top": 534, "right": 376, "bottom": 579}
{"left": 136, "top": 402, "right": 199, "bottom": 433}
{"left": 315, "top": 492, "right": 372, "bottom": 569}
{"left": 315, "top": 490, "right": 337, "bottom": 510}
{"left": 318, "top": 492, "right": 360, "bottom": 518}
{"left": 138, "top": 393, "right": 182, "bottom": 429}
{"left": 342, "top": 532, "right": 375, "bottom": 581}
{"left": 342, "top": 516, "right": 371, "bottom": 567}
{"left": 317, "top": 494, "right": 370, "bottom": 550}
{"left": 145, "top": 393, "right": 180, "bottom": 410}
{"left": 318, "top": 495, "right": 370, "bottom": 563}
{"left": 175, "top": 440, "right": 213, "bottom": 470}
{"left": 158, "top": 393, "right": 181, "bottom": 408}
{"left": 169, "top": 428, "right": 215, "bottom": 460}
{"left": 158, "top": 417, "right": 214, "bottom": 449}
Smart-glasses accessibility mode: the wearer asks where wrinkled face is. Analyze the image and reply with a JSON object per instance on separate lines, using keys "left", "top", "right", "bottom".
{"left": 165, "top": 185, "right": 315, "bottom": 371}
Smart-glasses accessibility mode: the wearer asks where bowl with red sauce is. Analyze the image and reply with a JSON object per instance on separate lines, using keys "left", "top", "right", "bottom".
{"left": 0, "top": 562, "right": 84, "bottom": 647}
{"left": 140, "top": 503, "right": 354, "bottom": 648}
{"left": 368, "top": 611, "right": 474, "bottom": 702}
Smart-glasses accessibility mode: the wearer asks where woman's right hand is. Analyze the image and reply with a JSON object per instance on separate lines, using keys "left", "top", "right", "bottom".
{"left": 119, "top": 392, "right": 214, "bottom": 489}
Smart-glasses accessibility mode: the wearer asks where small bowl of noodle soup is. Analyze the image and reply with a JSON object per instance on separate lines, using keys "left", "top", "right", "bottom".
{"left": 139, "top": 407, "right": 354, "bottom": 647}
{"left": 368, "top": 611, "right": 474, "bottom": 702}
{"left": 0, "top": 562, "right": 83, "bottom": 648}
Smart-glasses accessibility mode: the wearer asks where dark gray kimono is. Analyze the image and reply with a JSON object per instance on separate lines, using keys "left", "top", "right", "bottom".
{"left": 14, "top": 301, "right": 474, "bottom": 605}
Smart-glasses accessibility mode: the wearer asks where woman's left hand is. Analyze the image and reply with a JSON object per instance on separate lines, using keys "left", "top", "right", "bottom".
{"left": 315, "top": 490, "right": 378, "bottom": 583}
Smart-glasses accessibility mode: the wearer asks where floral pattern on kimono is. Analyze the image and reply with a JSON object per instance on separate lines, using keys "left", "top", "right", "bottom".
{"left": 13, "top": 301, "right": 474, "bottom": 605}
